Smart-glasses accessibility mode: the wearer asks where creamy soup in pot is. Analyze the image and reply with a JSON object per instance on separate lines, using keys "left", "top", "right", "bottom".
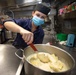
{"left": 26, "top": 52, "right": 70, "bottom": 72}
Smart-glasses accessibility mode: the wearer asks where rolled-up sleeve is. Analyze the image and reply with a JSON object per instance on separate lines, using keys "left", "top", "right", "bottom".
{"left": 3, "top": 17, "right": 13, "bottom": 24}
{"left": 3, "top": 18, "right": 27, "bottom": 27}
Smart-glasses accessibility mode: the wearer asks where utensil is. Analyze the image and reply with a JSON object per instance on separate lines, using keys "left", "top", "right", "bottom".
{"left": 29, "top": 43, "right": 38, "bottom": 51}
{"left": 30, "top": 44, "right": 50, "bottom": 63}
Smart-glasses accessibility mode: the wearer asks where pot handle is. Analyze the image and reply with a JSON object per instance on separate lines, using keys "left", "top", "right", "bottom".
{"left": 15, "top": 49, "right": 23, "bottom": 60}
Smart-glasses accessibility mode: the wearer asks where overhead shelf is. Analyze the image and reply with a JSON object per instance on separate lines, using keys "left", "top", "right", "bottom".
{"left": 58, "top": 10, "right": 76, "bottom": 20}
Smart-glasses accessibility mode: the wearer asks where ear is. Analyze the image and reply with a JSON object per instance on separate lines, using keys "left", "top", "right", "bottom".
{"left": 32, "top": 11, "right": 35, "bottom": 16}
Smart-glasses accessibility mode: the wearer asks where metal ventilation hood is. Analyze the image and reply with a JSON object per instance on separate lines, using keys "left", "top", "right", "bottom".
{"left": 15, "top": 0, "right": 42, "bottom": 6}
{"left": 0, "top": 0, "right": 42, "bottom": 8}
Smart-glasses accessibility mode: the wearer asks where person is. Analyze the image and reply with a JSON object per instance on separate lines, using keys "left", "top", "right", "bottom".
{"left": 3, "top": 3, "right": 50, "bottom": 49}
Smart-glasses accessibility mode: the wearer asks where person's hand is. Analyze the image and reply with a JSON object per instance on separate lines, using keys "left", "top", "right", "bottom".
{"left": 20, "top": 29, "right": 34, "bottom": 45}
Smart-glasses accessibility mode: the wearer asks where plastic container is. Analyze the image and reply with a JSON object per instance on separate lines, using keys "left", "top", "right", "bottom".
{"left": 66, "top": 34, "right": 75, "bottom": 47}
{"left": 56, "top": 33, "right": 67, "bottom": 41}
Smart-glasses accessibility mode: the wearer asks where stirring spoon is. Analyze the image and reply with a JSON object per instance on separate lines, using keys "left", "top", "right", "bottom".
{"left": 29, "top": 43, "right": 38, "bottom": 52}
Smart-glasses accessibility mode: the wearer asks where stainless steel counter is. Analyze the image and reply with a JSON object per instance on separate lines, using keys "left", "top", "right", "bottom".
{"left": 0, "top": 44, "right": 21, "bottom": 75}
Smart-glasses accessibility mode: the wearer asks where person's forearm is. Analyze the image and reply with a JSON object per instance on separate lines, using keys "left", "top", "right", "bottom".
{"left": 4, "top": 21, "right": 34, "bottom": 44}
{"left": 4, "top": 21, "right": 25, "bottom": 33}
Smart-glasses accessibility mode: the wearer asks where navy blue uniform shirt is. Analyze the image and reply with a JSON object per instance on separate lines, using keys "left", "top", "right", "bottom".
{"left": 3, "top": 18, "right": 44, "bottom": 49}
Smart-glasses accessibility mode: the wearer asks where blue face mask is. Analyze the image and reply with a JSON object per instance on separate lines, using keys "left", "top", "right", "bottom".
{"left": 32, "top": 16, "right": 44, "bottom": 26}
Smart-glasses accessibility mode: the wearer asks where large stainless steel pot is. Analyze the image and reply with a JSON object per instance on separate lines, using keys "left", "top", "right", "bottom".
{"left": 23, "top": 44, "right": 75, "bottom": 75}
